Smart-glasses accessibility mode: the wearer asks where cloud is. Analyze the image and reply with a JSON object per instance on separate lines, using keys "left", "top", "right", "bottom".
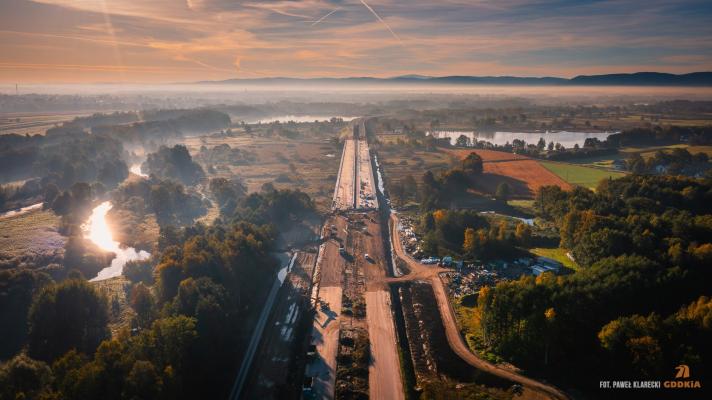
{"left": 2, "top": 0, "right": 711, "bottom": 83}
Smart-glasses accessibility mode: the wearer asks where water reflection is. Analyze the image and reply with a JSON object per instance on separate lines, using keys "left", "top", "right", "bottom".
{"left": 84, "top": 201, "right": 150, "bottom": 281}
{"left": 246, "top": 115, "right": 356, "bottom": 124}
{"left": 429, "top": 130, "right": 615, "bottom": 148}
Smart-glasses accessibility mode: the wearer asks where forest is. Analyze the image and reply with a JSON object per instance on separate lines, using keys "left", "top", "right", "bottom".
{"left": 476, "top": 174, "right": 712, "bottom": 389}
{"left": 0, "top": 187, "right": 310, "bottom": 399}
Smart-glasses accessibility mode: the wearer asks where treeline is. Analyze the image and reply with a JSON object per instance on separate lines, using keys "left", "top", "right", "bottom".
{"left": 111, "top": 178, "right": 207, "bottom": 228}
{"left": 626, "top": 148, "right": 710, "bottom": 176}
{"left": 214, "top": 182, "right": 316, "bottom": 228}
{"left": 418, "top": 153, "right": 483, "bottom": 210}
{"left": 606, "top": 125, "right": 712, "bottom": 147}
{"left": 92, "top": 109, "right": 229, "bottom": 146}
{"left": 477, "top": 175, "right": 712, "bottom": 388}
{"left": 0, "top": 126, "right": 127, "bottom": 189}
{"left": 537, "top": 175, "right": 712, "bottom": 267}
{"left": 418, "top": 209, "right": 531, "bottom": 259}
{"left": 195, "top": 144, "right": 255, "bottom": 167}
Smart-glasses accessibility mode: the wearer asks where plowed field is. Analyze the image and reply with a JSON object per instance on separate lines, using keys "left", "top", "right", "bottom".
{"left": 445, "top": 149, "right": 571, "bottom": 198}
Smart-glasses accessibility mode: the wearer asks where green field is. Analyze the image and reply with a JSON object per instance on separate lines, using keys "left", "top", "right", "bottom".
{"left": 530, "top": 246, "right": 579, "bottom": 270}
{"left": 539, "top": 161, "right": 626, "bottom": 189}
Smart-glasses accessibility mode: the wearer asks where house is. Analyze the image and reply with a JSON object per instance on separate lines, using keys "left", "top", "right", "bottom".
{"left": 537, "top": 256, "right": 562, "bottom": 272}
{"left": 531, "top": 265, "right": 550, "bottom": 276}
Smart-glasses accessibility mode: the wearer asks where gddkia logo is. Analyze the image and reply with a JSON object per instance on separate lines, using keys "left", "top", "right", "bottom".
{"left": 675, "top": 364, "right": 690, "bottom": 379}
{"left": 664, "top": 364, "right": 702, "bottom": 389}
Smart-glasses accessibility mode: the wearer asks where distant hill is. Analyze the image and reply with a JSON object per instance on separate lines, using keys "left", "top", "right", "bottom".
{"left": 198, "top": 72, "right": 712, "bottom": 86}
{"left": 570, "top": 72, "right": 712, "bottom": 86}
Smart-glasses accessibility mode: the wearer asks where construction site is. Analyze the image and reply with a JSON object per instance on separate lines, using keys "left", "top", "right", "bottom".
{"left": 240, "top": 119, "right": 569, "bottom": 400}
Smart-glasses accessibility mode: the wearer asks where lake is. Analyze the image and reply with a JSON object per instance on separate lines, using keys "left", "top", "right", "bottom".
{"left": 246, "top": 115, "right": 357, "bottom": 124}
{"left": 429, "top": 130, "right": 615, "bottom": 148}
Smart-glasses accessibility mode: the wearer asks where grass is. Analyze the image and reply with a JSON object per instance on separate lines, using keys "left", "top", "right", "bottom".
{"left": 183, "top": 135, "right": 341, "bottom": 213}
{"left": 539, "top": 161, "right": 626, "bottom": 190}
{"left": 453, "top": 296, "right": 480, "bottom": 335}
{"left": 0, "top": 209, "right": 65, "bottom": 265}
{"left": 507, "top": 199, "right": 535, "bottom": 213}
{"left": 91, "top": 276, "right": 135, "bottom": 336}
{"left": 568, "top": 144, "right": 712, "bottom": 171}
{"left": 530, "top": 247, "right": 579, "bottom": 270}
{"left": 452, "top": 296, "right": 505, "bottom": 364}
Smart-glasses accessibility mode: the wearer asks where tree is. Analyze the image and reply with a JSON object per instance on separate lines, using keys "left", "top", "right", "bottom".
{"left": 144, "top": 145, "right": 205, "bottom": 185}
{"left": 514, "top": 223, "right": 532, "bottom": 246}
{"left": 462, "top": 228, "right": 480, "bottom": 257}
{"left": 156, "top": 259, "right": 184, "bottom": 303}
{"left": 0, "top": 270, "right": 52, "bottom": 359}
{"left": 495, "top": 182, "right": 510, "bottom": 202}
{"left": 455, "top": 134, "right": 471, "bottom": 147}
{"left": 124, "top": 259, "right": 154, "bottom": 284}
{"left": 0, "top": 354, "right": 53, "bottom": 400}
{"left": 543, "top": 307, "right": 556, "bottom": 365}
{"left": 123, "top": 360, "right": 162, "bottom": 400}
{"left": 537, "top": 137, "right": 546, "bottom": 151}
{"left": 461, "top": 153, "right": 483, "bottom": 177}
{"left": 130, "top": 283, "right": 155, "bottom": 328}
{"left": 28, "top": 279, "right": 110, "bottom": 361}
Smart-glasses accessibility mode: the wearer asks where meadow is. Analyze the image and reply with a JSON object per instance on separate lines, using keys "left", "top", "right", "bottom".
{"left": 539, "top": 161, "right": 626, "bottom": 190}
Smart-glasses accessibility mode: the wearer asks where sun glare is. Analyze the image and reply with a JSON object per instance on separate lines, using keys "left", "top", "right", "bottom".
{"left": 84, "top": 201, "right": 119, "bottom": 252}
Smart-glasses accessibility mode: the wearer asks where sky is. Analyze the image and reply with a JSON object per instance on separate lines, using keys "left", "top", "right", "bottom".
{"left": 1, "top": 0, "right": 711, "bottom": 83}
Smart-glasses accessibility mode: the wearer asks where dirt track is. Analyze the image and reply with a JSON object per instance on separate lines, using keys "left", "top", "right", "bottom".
{"left": 309, "top": 286, "right": 343, "bottom": 400}
{"left": 333, "top": 138, "right": 356, "bottom": 210}
{"left": 388, "top": 213, "right": 569, "bottom": 400}
{"left": 365, "top": 290, "right": 404, "bottom": 400}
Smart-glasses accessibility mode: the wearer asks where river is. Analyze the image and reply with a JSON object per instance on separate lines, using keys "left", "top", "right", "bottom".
{"left": 84, "top": 201, "right": 150, "bottom": 282}
{"left": 0, "top": 202, "right": 43, "bottom": 219}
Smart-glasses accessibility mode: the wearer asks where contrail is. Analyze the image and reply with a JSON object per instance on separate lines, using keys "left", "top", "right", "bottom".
{"left": 312, "top": 7, "right": 341, "bottom": 26}
{"left": 359, "top": 0, "right": 402, "bottom": 43}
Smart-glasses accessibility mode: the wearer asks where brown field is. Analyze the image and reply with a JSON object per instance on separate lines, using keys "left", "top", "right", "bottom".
{"left": 183, "top": 134, "right": 341, "bottom": 212}
{"left": 446, "top": 148, "right": 572, "bottom": 198}
{"left": 0, "top": 112, "right": 88, "bottom": 136}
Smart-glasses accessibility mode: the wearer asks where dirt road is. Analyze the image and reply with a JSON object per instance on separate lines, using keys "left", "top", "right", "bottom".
{"left": 308, "top": 286, "right": 343, "bottom": 400}
{"left": 333, "top": 138, "right": 356, "bottom": 210}
{"left": 357, "top": 138, "right": 378, "bottom": 209}
{"left": 365, "top": 290, "right": 404, "bottom": 400}
{"left": 388, "top": 213, "right": 569, "bottom": 400}
{"left": 333, "top": 120, "right": 379, "bottom": 212}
